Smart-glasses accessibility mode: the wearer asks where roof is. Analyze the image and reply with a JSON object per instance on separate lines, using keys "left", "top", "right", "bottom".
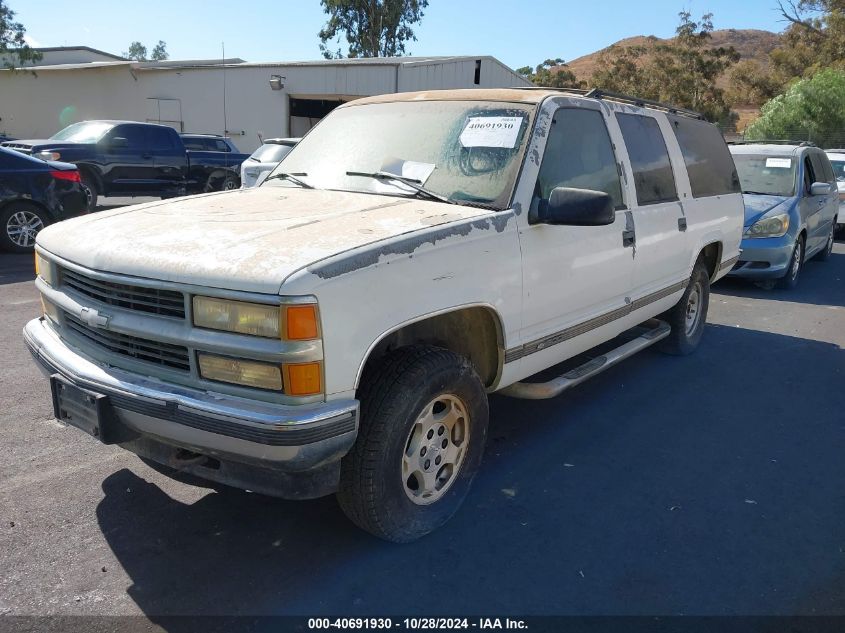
{"left": 729, "top": 143, "right": 812, "bottom": 155}
{"left": 35, "top": 46, "right": 126, "bottom": 61}
{"left": 344, "top": 88, "right": 561, "bottom": 107}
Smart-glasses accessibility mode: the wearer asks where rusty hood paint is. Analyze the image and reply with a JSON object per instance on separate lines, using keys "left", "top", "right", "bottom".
{"left": 35, "top": 187, "right": 495, "bottom": 294}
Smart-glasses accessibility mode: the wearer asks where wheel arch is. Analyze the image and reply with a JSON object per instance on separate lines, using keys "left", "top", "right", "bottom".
{"left": 698, "top": 240, "right": 723, "bottom": 282}
{"left": 75, "top": 164, "right": 103, "bottom": 193}
{"left": 354, "top": 304, "right": 506, "bottom": 392}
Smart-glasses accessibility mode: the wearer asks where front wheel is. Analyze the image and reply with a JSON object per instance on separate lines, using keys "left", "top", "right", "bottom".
{"left": 776, "top": 236, "right": 804, "bottom": 290}
{"left": 80, "top": 174, "right": 98, "bottom": 210}
{"left": 656, "top": 259, "right": 710, "bottom": 356}
{"left": 337, "top": 345, "right": 489, "bottom": 542}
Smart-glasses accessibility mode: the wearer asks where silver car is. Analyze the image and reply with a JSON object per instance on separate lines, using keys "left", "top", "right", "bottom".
{"left": 240, "top": 138, "right": 300, "bottom": 189}
{"left": 824, "top": 150, "right": 845, "bottom": 233}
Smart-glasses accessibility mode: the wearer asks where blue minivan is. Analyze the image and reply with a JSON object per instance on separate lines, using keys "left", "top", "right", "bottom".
{"left": 727, "top": 142, "right": 839, "bottom": 289}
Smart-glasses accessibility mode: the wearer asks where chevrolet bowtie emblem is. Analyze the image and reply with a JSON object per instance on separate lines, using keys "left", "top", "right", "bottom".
{"left": 79, "top": 307, "right": 111, "bottom": 328}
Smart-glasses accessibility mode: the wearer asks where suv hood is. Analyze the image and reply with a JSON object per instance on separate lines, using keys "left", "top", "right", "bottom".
{"left": 2, "top": 139, "right": 85, "bottom": 151}
{"left": 36, "top": 187, "right": 496, "bottom": 294}
{"left": 742, "top": 194, "right": 792, "bottom": 227}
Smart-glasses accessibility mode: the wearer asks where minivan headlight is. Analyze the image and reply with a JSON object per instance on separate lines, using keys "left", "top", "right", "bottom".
{"left": 746, "top": 213, "right": 790, "bottom": 238}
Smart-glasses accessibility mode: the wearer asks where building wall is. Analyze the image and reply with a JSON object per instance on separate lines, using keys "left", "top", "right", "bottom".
{"left": 0, "top": 58, "right": 530, "bottom": 152}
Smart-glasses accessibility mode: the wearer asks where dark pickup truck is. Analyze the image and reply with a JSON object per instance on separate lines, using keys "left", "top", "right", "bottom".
{"left": 2, "top": 121, "right": 249, "bottom": 208}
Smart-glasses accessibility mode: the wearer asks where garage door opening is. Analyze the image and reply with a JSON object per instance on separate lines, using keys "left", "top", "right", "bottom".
{"left": 289, "top": 97, "right": 346, "bottom": 136}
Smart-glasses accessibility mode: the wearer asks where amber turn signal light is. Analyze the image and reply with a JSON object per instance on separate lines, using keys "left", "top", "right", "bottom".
{"left": 283, "top": 362, "right": 322, "bottom": 396}
{"left": 286, "top": 305, "right": 319, "bottom": 340}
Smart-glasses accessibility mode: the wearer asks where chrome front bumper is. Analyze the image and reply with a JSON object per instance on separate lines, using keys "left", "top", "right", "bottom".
{"left": 23, "top": 317, "right": 359, "bottom": 473}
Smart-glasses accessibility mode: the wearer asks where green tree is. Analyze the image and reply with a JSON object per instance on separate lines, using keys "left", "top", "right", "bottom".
{"left": 590, "top": 12, "right": 739, "bottom": 123}
{"left": 515, "top": 58, "right": 583, "bottom": 88}
{"left": 726, "top": 59, "right": 784, "bottom": 107}
{"left": 150, "top": 40, "right": 168, "bottom": 61}
{"left": 123, "top": 40, "right": 168, "bottom": 62}
{"left": 0, "top": 0, "right": 42, "bottom": 69}
{"left": 318, "top": 0, "right": 428, "bottom": 59}
{"left": 124, "top": 41, "right": 148, "bottom": 61}
{"left": 745, "top": 68, "right": 845, "bottom": 145}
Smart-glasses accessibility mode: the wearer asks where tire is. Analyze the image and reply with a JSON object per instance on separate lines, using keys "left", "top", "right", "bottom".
{"left": 814, "top": 224, "right": 835, "bottom": 262}
{"left": 221, "top": 175, "right": 239, "bottom": 191}
{"left": 0, "top": 202, "right": 50, "bottom": 253}
{"left": 775, "top": 235, "right": 804, "bottom": 290}
{"left": 337, "top": 345, "right": 489, "bottom": 542}
{"left": 656, "top": 258, "right": 710, "bottom": 356}
{"left": 80, "top": 174, "right": 98, "bottom": 210}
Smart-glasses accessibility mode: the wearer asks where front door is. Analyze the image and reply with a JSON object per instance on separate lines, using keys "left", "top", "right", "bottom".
{"left": 99, "top": 124, "right": 157, "bottom": 195}
{"left": 515, "top": 103, "right": 635, "bottom": 374}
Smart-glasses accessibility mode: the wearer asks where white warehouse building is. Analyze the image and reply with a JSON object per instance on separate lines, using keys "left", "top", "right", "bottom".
{"left": 0, "top": 47, "right": 530, "bottom": 152}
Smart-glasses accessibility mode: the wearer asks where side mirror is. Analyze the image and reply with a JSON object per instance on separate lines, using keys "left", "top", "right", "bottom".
{"left": 810, "top": 182, "right": 832, "bottom": 196}
{"left": 530, "top": 187, "right": 616, "bottom": 226}
{"left": 108, "top": 137, "right": 128, "bottom": 150}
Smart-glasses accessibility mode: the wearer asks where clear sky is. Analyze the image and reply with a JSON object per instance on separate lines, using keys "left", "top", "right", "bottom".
{"left": 14, "top": 0, "right": 787, "bottom": 70}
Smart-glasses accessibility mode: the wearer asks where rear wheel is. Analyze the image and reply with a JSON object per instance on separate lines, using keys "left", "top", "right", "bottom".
{"left": 656, "top": 259, "right": 710, "bottom": 356}
{"left": 337, "top": 345, "right": 488, "bottom": 542}
{"left": 776, "top": 235, "right": 804, "bottom": 290}
{"left": 0, "top": 203, "right": 49, "bottom": 252}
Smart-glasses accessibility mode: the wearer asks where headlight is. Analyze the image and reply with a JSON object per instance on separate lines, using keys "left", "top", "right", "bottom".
{"left": 35, "top": 150, "right": 61, "bottom": 161}
{"left": 35, "top": 252, "right": 54, "bottom": 286}
{"left": 198, "top": 353, "right": 283, "bottom": 390}
{"left": 193, "top": 296, "right": 281, "bottom": 338}
{"left": 746, "top": 213, "right": 790, "bottom": 238}
{"left": 192, "top": 296, "right": 319, "bottom": 340}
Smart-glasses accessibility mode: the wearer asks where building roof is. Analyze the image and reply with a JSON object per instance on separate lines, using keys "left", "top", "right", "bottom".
{"left": 35, "top": 46, "right": 126, "bottom": 61}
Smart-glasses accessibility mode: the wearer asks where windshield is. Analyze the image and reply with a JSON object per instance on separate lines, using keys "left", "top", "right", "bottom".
{"left": 732, "top": 154, "right": 796, "bottom": 197}
{"left": 264, "top": 100, "right": 535, "bottom": 209}
{"left": 251, "top": 143, "right": 294, "bottom": 163}
{"left": 50, "top": 121, "right": 115, "bottom": 143}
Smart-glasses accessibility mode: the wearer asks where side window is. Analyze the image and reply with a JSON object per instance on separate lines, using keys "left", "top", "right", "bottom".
{"left": 535, "top": 107, "right": 624, "bottom": 210}
{"left": 809, "top": 152, "right": 833, "bottom": 185}
{"left": 182, "top": 138, "right": 202, "bottom": 151}
{"left": 147, "top": 127, "right": 175, "bottom": 151}
{"left": 214, "top": 139, "right": 230, "bottom": 152}
{"left": 110, "top": 125, "right": 146, "bottom": 150}
{"left": 803, "top": 156, "right": 816, "bottom": 194}
{"left": 667, "top": 114, "right": 740, "bottom": 197}
{"left": 615, "top": 113, "right": 678, "bottom": 205}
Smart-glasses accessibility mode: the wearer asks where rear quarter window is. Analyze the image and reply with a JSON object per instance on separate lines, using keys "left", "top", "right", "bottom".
{"left": 667, "top": 114, "right": 740, "bottom": 197}
{"left": 615, "top": 113, "right": 678, "bottom": 205}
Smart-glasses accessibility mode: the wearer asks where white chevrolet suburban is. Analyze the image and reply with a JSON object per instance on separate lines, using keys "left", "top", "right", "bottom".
{"left": 25, "top": 88, "right": 743, "bottom": 542}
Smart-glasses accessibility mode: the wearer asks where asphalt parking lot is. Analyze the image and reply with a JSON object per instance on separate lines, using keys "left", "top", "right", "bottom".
{"left": 1, "top": 226, "right": 844, "bottom": 619}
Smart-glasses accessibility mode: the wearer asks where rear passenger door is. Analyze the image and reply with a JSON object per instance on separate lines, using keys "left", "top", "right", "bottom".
{"left": 615, "top": 112, "right": 690, "bottom": 299}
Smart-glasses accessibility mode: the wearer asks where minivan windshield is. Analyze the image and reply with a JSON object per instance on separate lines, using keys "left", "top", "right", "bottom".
{"left": 50, "top": 121, "right": 115, "bottom": 143}
{"left": 732, "top": 154, "right": 796, "bottom": 197}
{"left": 263, "top": 100, "right": 535, "bottom": 209}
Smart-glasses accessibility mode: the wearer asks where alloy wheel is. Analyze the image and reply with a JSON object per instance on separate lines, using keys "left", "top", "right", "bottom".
{"left": 6, "top": 210, "right": 44, "bottom": 248}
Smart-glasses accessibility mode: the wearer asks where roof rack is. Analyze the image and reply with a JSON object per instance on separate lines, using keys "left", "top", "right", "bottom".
{"left": 728, "top": 139, "right": 816, "bottom": 147}
{"left": 511, "top": 86, "right": 704, "bottom": 120}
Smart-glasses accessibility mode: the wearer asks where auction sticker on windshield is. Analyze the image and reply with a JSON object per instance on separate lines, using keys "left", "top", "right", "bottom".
{"left": 765, "top": 158, "right": 792, "bottom": 169}
{"left": 459, "top": 116, "right": 523, "bottom": 148}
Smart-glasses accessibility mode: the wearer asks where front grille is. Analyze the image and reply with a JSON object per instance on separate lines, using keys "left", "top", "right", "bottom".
{"left": 62, "top": 268, "right": 186, "bottom": 319}
{"left": 64, "top": 312, "right": 191, "bottom": 371}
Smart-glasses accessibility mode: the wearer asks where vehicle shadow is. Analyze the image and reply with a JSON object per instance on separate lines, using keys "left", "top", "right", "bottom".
{"left": 0, "top": 253, "right": 35, "bottom": 286}
{"left": 713, "top": 250, "right": 845, "bottom": 308}
{"left": 96, "top": 324, "right": 845, "bottom": 622}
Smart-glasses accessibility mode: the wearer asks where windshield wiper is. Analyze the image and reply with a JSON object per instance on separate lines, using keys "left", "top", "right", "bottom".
{"left": 346, "top": 170, "right": 454, "bottom": 204}
{"left": 264, "top": 172, "right": 313, "bottom": 189}
{"left": 742, "top": 190, "right": 773, "bottom": 196}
